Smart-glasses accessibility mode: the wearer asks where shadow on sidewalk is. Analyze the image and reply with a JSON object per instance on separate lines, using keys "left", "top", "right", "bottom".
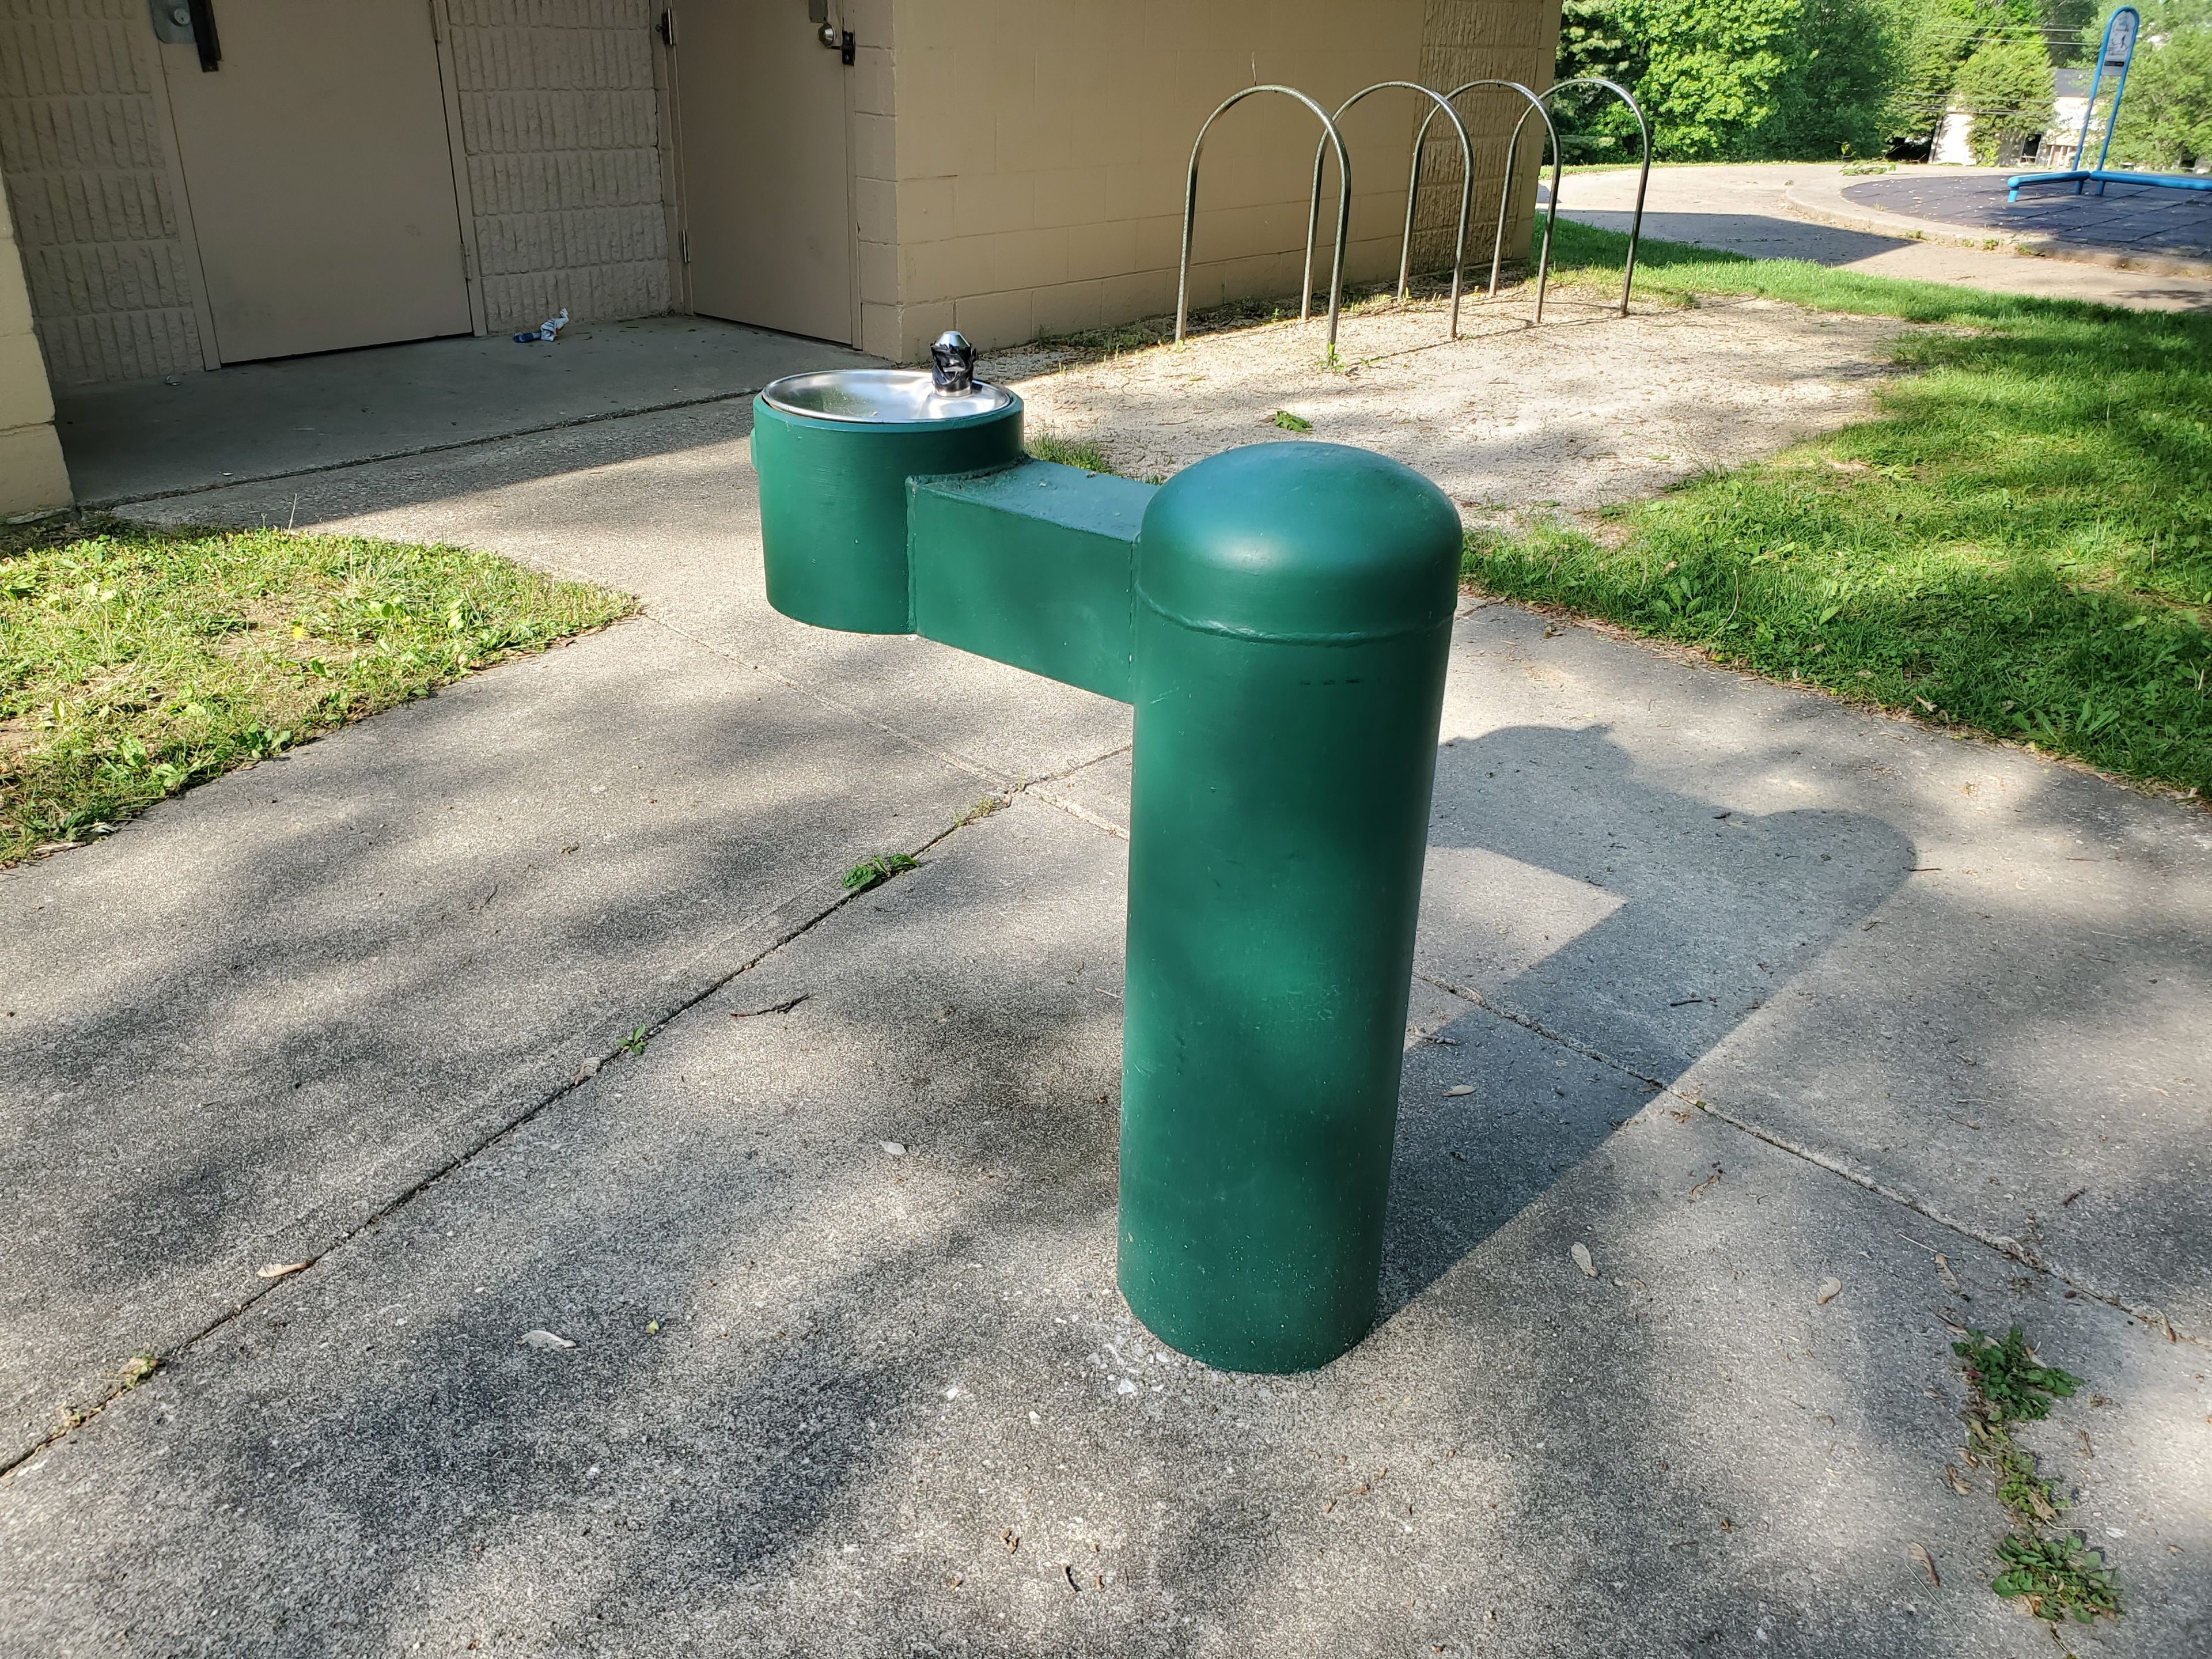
{"left": 1382, "top": 723, "right": 1913, "bottom": 1306}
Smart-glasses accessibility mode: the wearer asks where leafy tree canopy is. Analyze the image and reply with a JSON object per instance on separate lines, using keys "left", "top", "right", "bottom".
{"left": 2100, "top": 1, "right": 2212, "bottom": 170}
{"left": 1549, "top": 0, "right": 2210, "bottom": 163}
{"left": 1953, "top": 33, "right": 2059, "bottom": 161}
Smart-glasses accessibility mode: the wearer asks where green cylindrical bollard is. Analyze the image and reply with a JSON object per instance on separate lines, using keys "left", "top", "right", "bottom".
{"left": 1119, "top": 442, "right": 1461, "bottom": 1373}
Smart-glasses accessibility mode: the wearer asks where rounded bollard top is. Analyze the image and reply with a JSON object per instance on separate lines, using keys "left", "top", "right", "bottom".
{"left": 1137, "top": 442, "right": 1461, "bottom": 642}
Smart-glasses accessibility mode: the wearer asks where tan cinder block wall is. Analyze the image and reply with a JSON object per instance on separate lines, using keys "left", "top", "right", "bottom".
{"left": 882, "top": 0, "right": 1559, "bottom": 359}
{"left": 443, "top": 0, "right": 671, "bottom": 335}
{"left": 1411, "top": 0, "right": 1564, "bottom": 275}
{"left": 848, "top": 0, "right": 903, "bottom": 361}
{"left": 0, "top": 179, "right": 73, "bottom": 513}
{"left": 0, "top": 0, "right": 209, "bottom": 388}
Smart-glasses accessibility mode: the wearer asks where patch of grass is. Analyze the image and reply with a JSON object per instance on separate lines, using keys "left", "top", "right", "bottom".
{"left": 1026, "top": 432, "right": 1115, "bottom": 474}
{"left": 1271, "top": 410, "right": 1314, "bottom": 433}
{"left": 1953, "top": 1325, "right": 2120, "bottom": 1626}
{"left": 1468, "top": 220, "right": 2212, "bottom": 794}
{"left": 842, "top": 851, "right": 918, "bottom": 893}
{"left": 0, "top": 516, "right": 635, "bottom": 865}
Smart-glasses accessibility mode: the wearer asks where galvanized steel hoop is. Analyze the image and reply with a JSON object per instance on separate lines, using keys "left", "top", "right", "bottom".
{"left": 1410, "top": 81, "right": 1563, "bottom": 324}
{"left": 1295, "top": 83, "right": 1475, "bottom": 341}
{"left": 1511, "top": 77, "right": 1651, "bottom": 317}
{"left": 1175, "top": 86, "right": 1351, "bottom": 350}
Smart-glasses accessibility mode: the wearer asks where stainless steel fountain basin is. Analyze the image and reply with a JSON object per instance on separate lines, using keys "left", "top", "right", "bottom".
{"left": 760, "top": 368, "right": 1013, "bottom": 425}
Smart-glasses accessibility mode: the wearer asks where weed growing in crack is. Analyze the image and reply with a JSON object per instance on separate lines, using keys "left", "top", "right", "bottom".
{"left": 1959, "top": 1323, "right": 2080, "bottom": 1422}
{"left": 1992, "top": 1536, "right": 2122, "bottom": 1624}
{"left": 1953, "top": 1324, "right": 2119, "bottom": 1626}
{"left": 619, "top": 1025, "right": 650, "bottom": 1056}
{"left": 842, "top": 853, "right": 919, "bottom": 893}
{"left": 954, "top": 796, "right": 1005, "bottom": 828}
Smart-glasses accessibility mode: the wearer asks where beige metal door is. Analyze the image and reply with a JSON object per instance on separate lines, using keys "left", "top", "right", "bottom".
{"left": 672, "top": 1, "right": 855, "bottom": 343}
{"left": 159, "top": 0, "right": 472, "bottom": 362}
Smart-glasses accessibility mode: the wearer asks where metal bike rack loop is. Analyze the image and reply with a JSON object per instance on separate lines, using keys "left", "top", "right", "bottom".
{"left": 1175, "top": 86, "right": 1351, "bottom": 350}
{"left": 1296, "top": 83, "right": 1475, "bottom": 341}
{"left": 1508, "top": 77, "right": 1650, "bottom": 317}
{"left": 1409, "top": 81, "right": 1562, "bottom": 324}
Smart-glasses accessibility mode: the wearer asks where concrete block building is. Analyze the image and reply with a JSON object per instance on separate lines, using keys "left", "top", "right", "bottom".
{"left": 0, "top": 0, "right": 1562, "bottom": 512}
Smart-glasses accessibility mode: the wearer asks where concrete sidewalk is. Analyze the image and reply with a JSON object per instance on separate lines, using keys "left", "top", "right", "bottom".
{"left": 52, "top": 315, "right": 870, "bottom": 507}
{"left": 1551, "top": 163, "right": 2212, "bottom": 310}
{"left": 3, "top": 373, "right": 2208, "bottom": 1650}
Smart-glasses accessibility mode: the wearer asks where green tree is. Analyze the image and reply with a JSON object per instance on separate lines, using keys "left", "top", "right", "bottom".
{"left": 1750, "top": 0, "right": 1907, "bottom": 157}
{"left": 1619, "top": 0, "right": 1804, "bottom": 159}
{"left": 1551, "top": 0, "right": 1649, "bottom": 161}
{"left": 1880, "top": 0, "right": 2088, "bottom": 154}
{"left": 1554, "top": 0, "right": 1904, "bottom": 160}
{"left": 1955, "top": 34, "right": 2059, "bottom": 160}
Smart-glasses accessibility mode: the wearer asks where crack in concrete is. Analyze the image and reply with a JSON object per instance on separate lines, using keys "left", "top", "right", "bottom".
{"left": 1026, "top": 745, "right": 1135, "bottom": 842}
{"left": 1412, "top": 969, "right": 2200, "bottom": 1350}
{"left": 0, "top": 753, "right": 1064, "bottom": 1482}
{"left": 2, "top": 596, "right": 1145, "bottom": 1479}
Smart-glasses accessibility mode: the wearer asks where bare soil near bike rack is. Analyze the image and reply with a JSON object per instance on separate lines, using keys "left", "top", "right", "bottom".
{"left": 987, "top": 290, "right": 1909, "bottom": 521}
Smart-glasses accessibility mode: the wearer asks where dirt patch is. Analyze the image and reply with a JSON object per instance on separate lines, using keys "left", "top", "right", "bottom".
{"left": 984, "top": 289, "right": 1909, "bottom": 522}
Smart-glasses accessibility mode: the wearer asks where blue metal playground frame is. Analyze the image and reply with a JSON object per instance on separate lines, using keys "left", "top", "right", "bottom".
{"left": 2007, "top": 6, "right": 2212, "bottom": 201}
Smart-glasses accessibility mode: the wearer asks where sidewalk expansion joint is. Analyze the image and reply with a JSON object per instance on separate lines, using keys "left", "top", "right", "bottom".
{"left": 1024, "top": 744, "right": 1134, "bottom": 842}
{"left": 1412, "top": 969, "right": 2199, "bottom": 1350}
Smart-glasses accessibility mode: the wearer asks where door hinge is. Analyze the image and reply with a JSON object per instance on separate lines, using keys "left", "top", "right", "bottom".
{"left": 461, "top": 239, "right": 475, "bottom": 283}
{"left": 658, "top": 8, "right": 675, "bottom": 47}
{"left": 427, "top": 0, "right": 441, "bottom": 45}
{"left": 679, "top": 229, "right": 690, "bottom": 265}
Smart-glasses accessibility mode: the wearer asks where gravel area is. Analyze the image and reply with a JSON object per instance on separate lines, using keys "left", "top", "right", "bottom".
{"left": 985, "top": 290, "right": 1907, "bottom": 521}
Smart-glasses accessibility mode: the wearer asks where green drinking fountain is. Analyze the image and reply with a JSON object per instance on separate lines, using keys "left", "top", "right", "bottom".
{"left": 752, "top": 331, "right": 1460, "bottom": 1372}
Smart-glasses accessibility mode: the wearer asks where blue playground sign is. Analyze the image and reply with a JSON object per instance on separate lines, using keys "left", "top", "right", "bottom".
{"left": 2008, "top": 7, "right": 2212, "bottom": 200}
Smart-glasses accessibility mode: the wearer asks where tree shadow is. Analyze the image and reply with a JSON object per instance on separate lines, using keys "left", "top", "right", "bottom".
{"left": 1381, "top": 722, "right": 1914, "bottom": 1305}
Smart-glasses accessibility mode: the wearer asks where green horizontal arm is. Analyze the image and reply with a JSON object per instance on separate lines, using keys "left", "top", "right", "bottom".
{"left": 908, "top": 460, "right": 1152, "bottom": 704}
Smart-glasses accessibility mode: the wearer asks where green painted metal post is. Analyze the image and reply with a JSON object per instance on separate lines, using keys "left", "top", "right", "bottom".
{"left": 753, "top": 377, "right": 1460, "bottom": 1373}
{"left": 1120, "top": 445, "right": 1460, "bottom": 1372}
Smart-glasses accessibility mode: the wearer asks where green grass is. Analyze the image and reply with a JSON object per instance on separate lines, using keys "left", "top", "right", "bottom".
{"left": 1472, "top": 219, "right": 2212, "bottom": 794}
{"left": 1026, "top": 431, "right": 1115, "bottom": 474}
{"left": 0, "top": 516, "right": 635, "bottom": 865}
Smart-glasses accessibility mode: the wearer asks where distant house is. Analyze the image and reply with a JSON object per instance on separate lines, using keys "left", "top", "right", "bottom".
{"left": 2037, "top": 69, "right": 2097, "bottom": 170}
{"left": 1930, "top": 69, "right": 2074, "bottom": 167}
{"left": 0, "top": 1, "right": 1563, "bottom": 514}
